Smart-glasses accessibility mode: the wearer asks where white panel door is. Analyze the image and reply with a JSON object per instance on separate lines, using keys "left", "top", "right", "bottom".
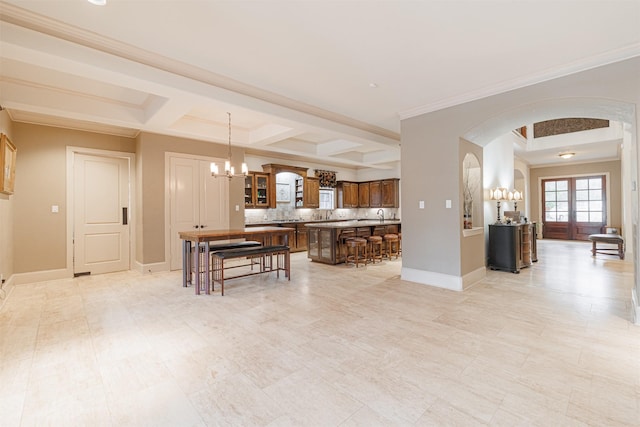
{"left": 169, "top": 157, "right": 229, "bottom": 270}
{"left": 74, "top": 153, "right": 130, "bottom": 275}
{"left": 200, "top": 160, "right": 229, "bottom": 232}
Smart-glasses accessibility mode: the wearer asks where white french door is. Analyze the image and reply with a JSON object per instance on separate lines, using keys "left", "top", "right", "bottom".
{"left": 169, "top": 156, "right": 229, "bottom": 270}
{"left": 73, "top": 153, "right": 130, "bottom": 275}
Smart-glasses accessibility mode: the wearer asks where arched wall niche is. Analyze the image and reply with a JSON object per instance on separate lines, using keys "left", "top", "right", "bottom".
{"left": 514, "top": 168, "right": 526, "bottom": 215}
{"left": 462, "top": 152, "right": 481, "bottom": 230}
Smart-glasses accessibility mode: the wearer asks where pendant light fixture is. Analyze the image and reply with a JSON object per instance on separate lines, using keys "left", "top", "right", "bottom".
{"left": 210, "top": 112, "right": 248, "bottom": 178}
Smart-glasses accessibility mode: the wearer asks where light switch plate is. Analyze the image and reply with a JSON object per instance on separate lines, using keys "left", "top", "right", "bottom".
{"left": 446, "top": 200, "right": 452, "bottom": 209}
{"left": 51, "top": 205, "right": 59, "bottom": 213}
{"left": 419, "top": 201, "right": 425, "bottom": 209}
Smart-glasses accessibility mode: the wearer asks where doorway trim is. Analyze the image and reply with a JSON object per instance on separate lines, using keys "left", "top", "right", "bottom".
{"left": 66, "top": 146, "right": 136, "bottom": 277}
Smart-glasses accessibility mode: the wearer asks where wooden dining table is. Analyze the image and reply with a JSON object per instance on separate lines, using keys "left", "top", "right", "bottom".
{"left": 179, "top": 226, "right": 295, "bottom": 293}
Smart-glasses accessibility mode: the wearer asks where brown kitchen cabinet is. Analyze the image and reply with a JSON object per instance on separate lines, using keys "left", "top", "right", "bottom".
{"left": 337, "top": 181, "right": 358, "bottom": 208}
{"left": 304, "top": 177, "right": 320, "bottom": 208}
{"left": 369, "top": 181, "right": 382, "bottom": 207}
{"left": 358, "top": 182, "right": 370, "bottom": 207}
{"left": 244, "top": 172, "right": 270, "bottom": 208}
{"left": 382, "top": 179, "right": 399, "bottom": 208}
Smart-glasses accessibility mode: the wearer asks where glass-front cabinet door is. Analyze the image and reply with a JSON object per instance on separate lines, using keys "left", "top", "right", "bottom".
{"left": 307, "top": 228, "right": 319, "bottom": 258}
{"left": 255, "top": 173, "right": 269, "bottom": 207}
{"left": 319, "top": 229, "right": 333, "bottom": 261}
{"left": 244, "top": 175, "right": 254, "bottom": 207}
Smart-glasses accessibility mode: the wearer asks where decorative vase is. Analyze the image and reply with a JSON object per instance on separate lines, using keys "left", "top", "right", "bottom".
{"left": 463, "top": 200, "right": 472, "bottom": 229}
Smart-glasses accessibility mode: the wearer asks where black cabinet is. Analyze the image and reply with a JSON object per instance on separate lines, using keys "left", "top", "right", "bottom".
{"left": 489, "top": 224, "right": 534, "bottom": 273}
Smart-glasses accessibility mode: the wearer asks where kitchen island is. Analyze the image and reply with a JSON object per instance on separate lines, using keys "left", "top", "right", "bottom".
{"left": 305, "top": 220, "right": 401, "bottom": 264}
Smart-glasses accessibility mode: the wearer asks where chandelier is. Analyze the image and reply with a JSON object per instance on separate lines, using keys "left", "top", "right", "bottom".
{"left": 210, "top": 112, "right": 248, "bottom": 178}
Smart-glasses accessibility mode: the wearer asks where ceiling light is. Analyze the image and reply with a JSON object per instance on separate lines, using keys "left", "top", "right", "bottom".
{"left": 369, "top": 83, "right": 378, "bottom": 88}
{"left": 211, "top": 112, "right": 248, "bottom": 179}
{"left": 559, "top": 152, "right": 575, "bottom": 159}
{"left": 88, "top": 0, "right": 107, "bottom": 5}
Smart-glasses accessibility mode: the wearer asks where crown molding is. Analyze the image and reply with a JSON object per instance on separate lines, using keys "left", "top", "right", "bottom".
{"left": 0, "top": 2, "right": 400, "bottom": 142}
{"left": 399, "top": 43, "right": 640, "bottom": 121}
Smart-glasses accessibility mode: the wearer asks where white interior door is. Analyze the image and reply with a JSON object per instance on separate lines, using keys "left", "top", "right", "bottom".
{"left": 169, "top": 157, "right": 229, "bottom": 270}
{"left": 200, "top": 160, "right": 229, "bottom": 232}
{"left": 73, "top": 153, "right": 130, "bottom": 275}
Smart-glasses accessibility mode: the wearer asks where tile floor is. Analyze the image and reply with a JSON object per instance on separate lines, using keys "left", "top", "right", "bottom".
{"left": 0, "top": 239, "right": 639, "bottom": 426}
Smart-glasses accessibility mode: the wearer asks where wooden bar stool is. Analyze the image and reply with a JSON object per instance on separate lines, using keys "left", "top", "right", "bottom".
{"left": 367, "top": 235, "right": 383, "bottom": 263}
{"left": 345, "top": 237, "right": 368, "bottom": 267}
{"left": 338, "top": 229, "right": 356, "bottom": 262}
{"left": 383, "top": 233, "right": 400, "bottom": 260}
{"left": 397, "top": 232, "right": 402, "bottom": 256}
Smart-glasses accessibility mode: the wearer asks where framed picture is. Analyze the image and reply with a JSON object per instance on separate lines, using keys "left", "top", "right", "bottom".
{"left": 276, "top": 182, "right": 290, "bottom": 202}
{"left": 0, "top": 133, "right": 16, "bottom": 195}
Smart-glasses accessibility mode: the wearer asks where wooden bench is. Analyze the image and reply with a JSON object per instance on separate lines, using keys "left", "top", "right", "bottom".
{"left": 189, "top": 241, "right": 262, "bottom": 287}
{"left": 211, "top": 245, "right": 290, "bottom": 295}
{"left": 588, "top": 233, "right": 624, "bottom": 259}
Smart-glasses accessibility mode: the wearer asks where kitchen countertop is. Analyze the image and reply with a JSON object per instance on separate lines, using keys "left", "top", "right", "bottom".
{"left": 246, "top": 218, "right": 350, "bottom": 226}
{"left": 304, "top": 219, "right": 401, "bottom": 228}
{"left": 247, "top": 218, "right": 400, "bottom": 226}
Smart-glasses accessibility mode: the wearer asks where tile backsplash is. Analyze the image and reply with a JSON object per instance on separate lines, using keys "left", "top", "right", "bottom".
{"left": 245, "top": 207, "right": 400, "bottom": 223}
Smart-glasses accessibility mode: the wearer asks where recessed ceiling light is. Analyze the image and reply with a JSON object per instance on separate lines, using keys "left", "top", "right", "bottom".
{"left": 88, "top": 0, "right": 106, "bottom": 5}
{"left": 559, "top": 152, "right": 575, "bottom": 159}
{"left": 369, "top": 83, "right": 378, "bottom": 88}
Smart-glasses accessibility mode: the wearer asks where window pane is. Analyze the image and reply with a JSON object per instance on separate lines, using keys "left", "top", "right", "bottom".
{"left": 557, "top": 212, "right": 569, "bottom": 222}
{"left": 590, "top": 212, "right": 603, "bottom": 222}
{"left": 589, "top": 178, "right": 602, "bottom": 189}
{"left": 557, "top": 191, "right": 568, "bottom": 201}
{"left": 557, "top": 202, "right": 569, "bottom": 211}
{"left": 545, "top": 192, "right": 556, "bottom": 202}
{"left": 576, "top": 212, "right": 589, "bottom": 222}
{"left": 576, "top": 201, "right": 589, "bottom": 211}
{"left": 546, "top": 212, "right": 557, "bottom": 221}
{"left": 545, "top": 181, "right": 556, "bottom": 191}
{"left": 589, "top": 189, "right": 602, "bottom": 200}
{"left": 557, "top": 181, "right": 568, "bottom": 190}
{"left": 576, "top": 190, "right": 589, "bottom": 201}
{"left": 589, "top": 201, "right": 602, "bottom": 212}
{"left": 545, "top": 201, "right": 556, "bottom": 211}
{"left": 575, "top": 179, "right": 589, "bottom": 190}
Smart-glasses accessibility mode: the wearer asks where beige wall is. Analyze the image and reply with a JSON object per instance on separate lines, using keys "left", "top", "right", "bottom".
{"left": 0, "top": 110, "right": 14, "bottom": 284}
{"left": 529, "top": 160, "right": 622, "bottom": 235}
{"left": 12, "top": 123, "right": 135, "bottom": 273}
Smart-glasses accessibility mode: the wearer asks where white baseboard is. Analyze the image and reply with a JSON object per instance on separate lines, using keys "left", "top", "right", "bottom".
{"left": 463, "top": 266, "right": 486, "bottom": 289}
{"left": 13, "top": 268, "right": 71, "bottom": 285}
{"left": 401, "top": 267, "right": 464, "bottom": 291}
{"left": 0, "top": 274, "right": 16, "bottom": 309}
{"left": 134, "top": 261, "right": 170, "bottom": 275}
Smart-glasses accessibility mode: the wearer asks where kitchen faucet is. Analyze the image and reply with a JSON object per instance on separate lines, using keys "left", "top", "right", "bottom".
{"left": 377, "top": 209, "right": 384, "bottom": 223}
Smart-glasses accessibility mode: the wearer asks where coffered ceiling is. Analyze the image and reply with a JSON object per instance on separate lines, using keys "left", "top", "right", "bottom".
{"left": 1, "top": 1, "right": 639, "bottom": 169}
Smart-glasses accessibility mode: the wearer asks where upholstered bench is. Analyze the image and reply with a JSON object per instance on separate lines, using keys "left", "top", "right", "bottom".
{"left": 588, "top": 233, "right": 624, "bottom": 260}
{"left": 211, "top": 245, "right": 290, "bottom": 295}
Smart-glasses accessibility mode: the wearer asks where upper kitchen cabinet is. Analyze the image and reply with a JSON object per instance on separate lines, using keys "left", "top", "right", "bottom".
{"left": 337, "top": 181, "right": 358, "bottom": 208}
{"left": 304, "top": 177, "right": 320, "bottom": 209}
{"left": 382, "top": 179, "right": 400, "bottom": 208}
{"left": 358, "top": 182, "right": 370, "bottom": 208}
{"left": 369, "top": 179, "right": 399, "bottom": 208}
{"left": 244, "top": 172, "right": 270, "bottom": 208}
{"left": 369, "top": 181, "right": 382, "bottom": 207}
